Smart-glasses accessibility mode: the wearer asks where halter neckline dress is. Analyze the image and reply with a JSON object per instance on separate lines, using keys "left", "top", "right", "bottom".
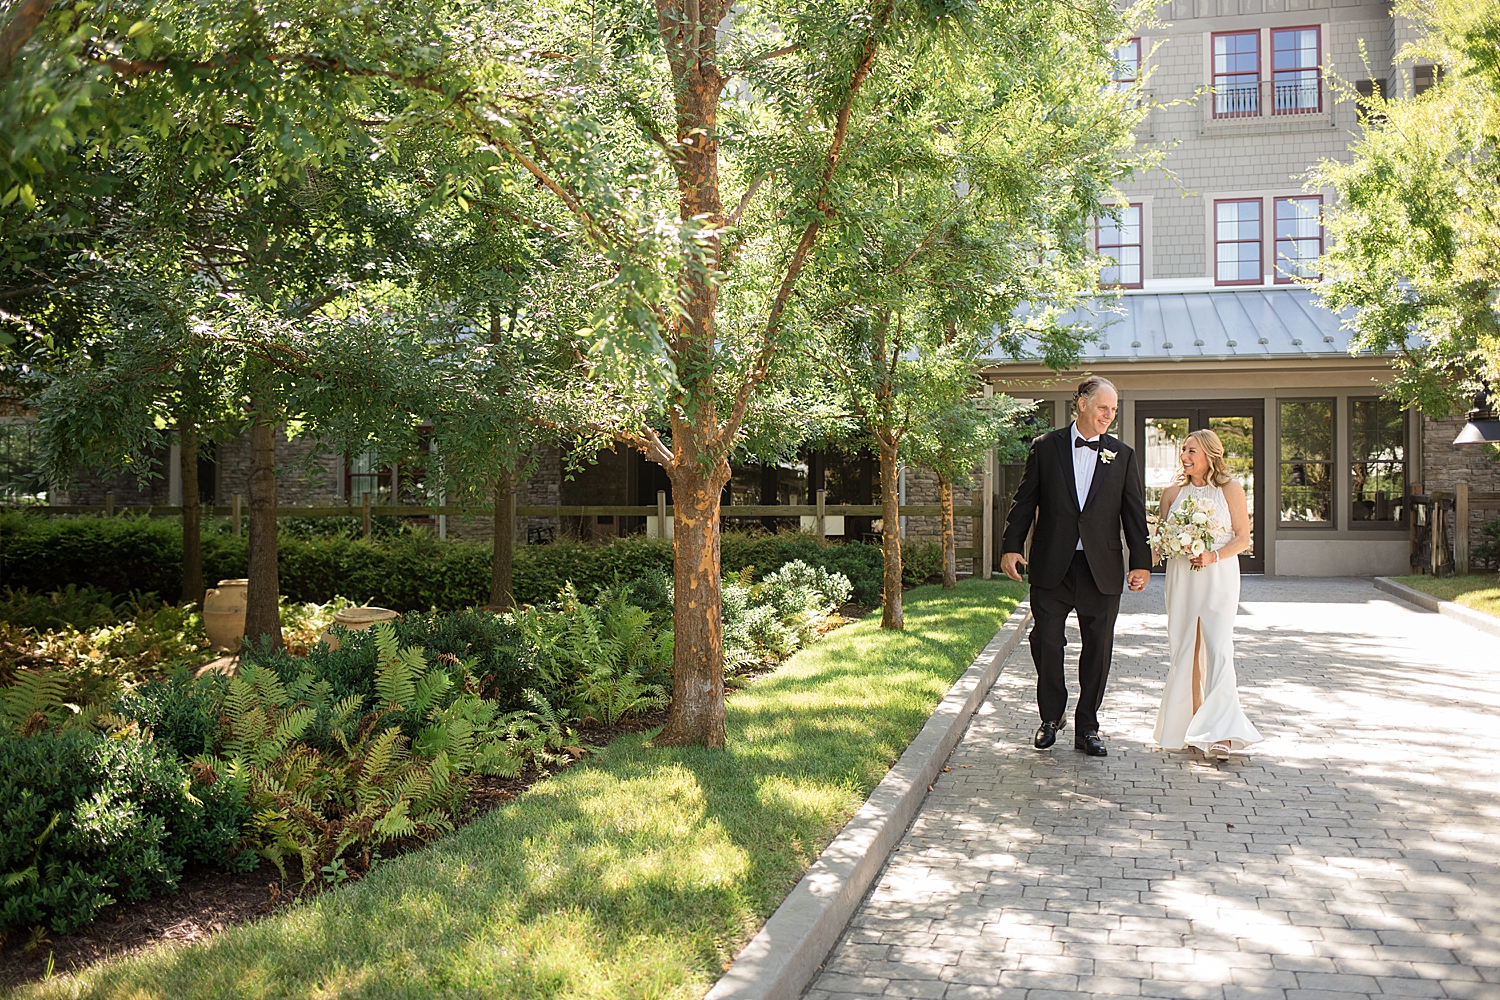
{"left": 1152, "top": 481, "right": 1263, "bottom": 752}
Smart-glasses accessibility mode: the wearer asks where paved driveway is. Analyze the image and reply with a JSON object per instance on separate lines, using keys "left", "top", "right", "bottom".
{"left": 806, "top": 577, "right": 1500, "bottom": 1000}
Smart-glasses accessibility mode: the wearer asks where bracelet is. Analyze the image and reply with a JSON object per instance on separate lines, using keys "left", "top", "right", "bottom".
{"left": 1213, "top": 550, "right": 1220, "bottom": 563}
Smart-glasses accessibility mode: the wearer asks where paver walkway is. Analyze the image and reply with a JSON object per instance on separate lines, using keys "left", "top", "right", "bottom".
{"left": 807, "top": 577, "right": 1500, "bottom": 1000}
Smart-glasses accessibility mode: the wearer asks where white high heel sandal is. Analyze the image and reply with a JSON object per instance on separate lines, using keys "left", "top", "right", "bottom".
{"left": 1209, "top": 741, "right": 1231, "bottom": 761}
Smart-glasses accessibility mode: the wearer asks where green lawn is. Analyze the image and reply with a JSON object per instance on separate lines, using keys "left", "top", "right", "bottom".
{"left": 1392, "top": 573, "right": 1500, "bottom": 620}
{"left": 14, "top": 578, "right": 1024, "bottom": 1000}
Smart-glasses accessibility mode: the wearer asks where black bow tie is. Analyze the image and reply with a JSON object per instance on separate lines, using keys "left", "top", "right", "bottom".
{"left": 1074, "top": 437, "right": 1100, "bottom": 450}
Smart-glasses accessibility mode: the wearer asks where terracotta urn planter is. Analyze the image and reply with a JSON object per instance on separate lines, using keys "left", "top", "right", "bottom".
{"left": 320, "top": 606, "right": 399, "bottom": 651}
{"left": 202, "top": 579, "right": 249, "bottom": 652}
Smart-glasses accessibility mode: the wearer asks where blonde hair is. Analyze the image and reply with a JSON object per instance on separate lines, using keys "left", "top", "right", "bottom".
{"left": 1173, "top": 429, "right": 1235, "bottom": 487}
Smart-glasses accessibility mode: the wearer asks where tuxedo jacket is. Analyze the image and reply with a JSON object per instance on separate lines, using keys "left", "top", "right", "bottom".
{"left": 1000, "top": 427, "right": 1152, "bottom": 595}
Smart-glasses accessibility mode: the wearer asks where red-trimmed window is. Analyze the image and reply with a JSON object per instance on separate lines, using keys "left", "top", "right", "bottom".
{"left": 1215, "top": 199, "right": 1262, "bottom": 285}
{"left": 1272, "top": 27, "right": 1321, "bottom": 114}
{"left": 1096, "top": 203, "right": 1143, "bottom": 288}
{"left": 1110, "top": 38, "right": 1140, "bottom": 92}
{"left": 1274, "top": 196, "right": 1322, "bottom": 282}
{"left": 1213, "top": 31, "right": 1260, "bottom": 118}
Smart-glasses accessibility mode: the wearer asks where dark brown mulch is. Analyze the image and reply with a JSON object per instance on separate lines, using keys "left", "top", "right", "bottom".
{"left": 0, "top": 866, "right": 285, "bottom": 991}
{"left": 0, "top": 707, "right": 675, "bottom": 991}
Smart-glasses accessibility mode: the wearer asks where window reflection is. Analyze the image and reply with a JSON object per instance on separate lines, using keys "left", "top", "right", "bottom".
{"left": 1350, "top": 398, "right": 1407, "bottom": 524}
{"left": 1280, "top": 400, "right": 1332, "bottom": 523}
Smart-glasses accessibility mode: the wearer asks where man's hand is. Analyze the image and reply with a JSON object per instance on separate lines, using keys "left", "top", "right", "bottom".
{"left": 1001, "top": 551, "right": 1027, "bottom": 582}
{"left": 1126, "top": 569, "right": 1150, "bottom": 592}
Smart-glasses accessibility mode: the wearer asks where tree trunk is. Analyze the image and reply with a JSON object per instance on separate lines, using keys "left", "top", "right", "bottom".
{"left": 0, "top": 0, "right": 51, "bottom": 77}
{"left": 180, "top": 425, "right": 204, "bottom": 607}
{"left": 939, "top": 475, "right": 957, "bottom": 589}
{"left": 878, "top": 436, "right": 904, "bottom": 630}
{"left": 489, "top": 470, "right": 514, "bottom": 610}
{"left": 657, "top": 463, "right": 729, "bottom": 748}
{"left": 244, "top": 409, "right": 283, "bottom": 650}
{"left": 649, "top": 1, "right": 734, "bottom": 747}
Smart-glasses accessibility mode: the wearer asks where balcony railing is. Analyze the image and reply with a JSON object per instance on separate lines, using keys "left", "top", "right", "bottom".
{"left": 1209, "top": 77, "right": 1323, "bottom": 120}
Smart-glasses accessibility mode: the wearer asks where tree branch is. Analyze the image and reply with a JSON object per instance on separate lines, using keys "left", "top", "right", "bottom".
{"left": 724, "top": 5, "right": 891, "bottom": 441}
{"left": 727, "top": 171, "right": 769, "bottom": 226}
{"left": 482, "top": 125, "right": 620, "bottom": 250}
{"left": 622, "top": 96, "right": 676, "bottom": 159}
{"left": 728, "top": 43, "right": 799, "bottom": 73}
{"left": 0, "top": 0, "right": 50, "bottom": 78}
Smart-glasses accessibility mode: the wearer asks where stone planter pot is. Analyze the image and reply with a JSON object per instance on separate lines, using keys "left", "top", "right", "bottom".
{"left": 320, "top": 606, "right": 400, "bottom": 651}
{"left": 202, "top": 579, "right": 249, "bottom": 652}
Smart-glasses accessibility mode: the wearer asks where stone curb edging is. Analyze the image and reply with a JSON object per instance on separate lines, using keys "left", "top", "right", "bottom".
{"left": 704, "top": 599, "right": 1033, "bottom": 1000}
{"left": 1373, "top": 576, "right": 1500, "bottom": 641}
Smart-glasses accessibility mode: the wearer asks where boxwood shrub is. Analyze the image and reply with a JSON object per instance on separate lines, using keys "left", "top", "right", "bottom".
{"left": 0, "top": 728, "right": 252, "bottom": 934}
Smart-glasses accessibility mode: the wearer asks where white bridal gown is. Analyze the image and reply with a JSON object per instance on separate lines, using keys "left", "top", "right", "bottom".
{"left": 1153, "top": 482, "right": 1263, "bottom": 752}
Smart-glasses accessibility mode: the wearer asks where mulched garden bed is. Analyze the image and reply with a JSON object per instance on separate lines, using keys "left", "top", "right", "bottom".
{"left": 0, "top": 706, "right": 673, "bottom": 990}
{"left": 0, "top": 608, "right": 870, "bottom": 989}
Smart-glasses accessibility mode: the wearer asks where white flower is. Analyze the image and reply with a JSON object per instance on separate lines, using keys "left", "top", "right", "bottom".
{"left": 1100, "top": 449, "right": 1116, "bottom": 464}
{"left": 1177, "top": 532, "right": 1192, "bottom": 547}
{"left": 1191, "top": 511, "right": 1208, "bottom": 525}
{"left": 1190, "top": 539, "right": 1206, "bottom": 555}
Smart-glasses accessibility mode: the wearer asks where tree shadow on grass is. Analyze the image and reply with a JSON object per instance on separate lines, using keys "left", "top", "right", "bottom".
{"left": 22, "top": 582, "right": 1025, "bottom": 1000}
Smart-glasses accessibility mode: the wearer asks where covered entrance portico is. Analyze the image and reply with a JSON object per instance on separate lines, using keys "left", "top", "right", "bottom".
{"left": 1136, "top": 399, "right": 1266, "bottom": 572}
{"left": 985, "top": 288, "right": 1413, "bottom": 577}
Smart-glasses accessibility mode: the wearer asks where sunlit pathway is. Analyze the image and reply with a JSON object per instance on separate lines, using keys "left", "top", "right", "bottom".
{"left": 806, "top": 577, "right": 1500, "bottom": 1000}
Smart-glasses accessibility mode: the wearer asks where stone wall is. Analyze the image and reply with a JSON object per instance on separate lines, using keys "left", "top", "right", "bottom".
{"left": 215, "top": 428, "right": 341, "bottom": 505}
{"left": 1421, "top": 415, "right": 1500, "bottom": 494}
{"left": 440, "top": 445, "right": 564, "bottom": 545}
{"left": 899, "top": 463, "right": 977, "bottom": 554}
{"left": 51, "top": 447, "right": 173, "bottom": 506}
{"left": 1422, "top": 414, "right": 1500, "bottom": 567}
{"left": 55, "top": 428, "right": 341, "bottom": 508}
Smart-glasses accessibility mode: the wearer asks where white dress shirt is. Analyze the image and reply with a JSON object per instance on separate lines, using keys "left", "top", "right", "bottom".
{"left": 1070, "top": 422, "right": 1100, "bottom": 549}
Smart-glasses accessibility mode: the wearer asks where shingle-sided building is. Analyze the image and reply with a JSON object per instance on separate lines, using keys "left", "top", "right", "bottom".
{"left": 981, "top": 0, "right": 1499, "bottom": 577}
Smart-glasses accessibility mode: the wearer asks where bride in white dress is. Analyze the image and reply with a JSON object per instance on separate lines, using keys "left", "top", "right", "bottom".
{"left": 1152, "top": 429, "right": 1263, "bottom": 761}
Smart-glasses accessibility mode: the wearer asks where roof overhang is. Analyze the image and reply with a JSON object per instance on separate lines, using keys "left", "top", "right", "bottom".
{"left": 987, "top": 287, "right": 1388, "bottom": 371}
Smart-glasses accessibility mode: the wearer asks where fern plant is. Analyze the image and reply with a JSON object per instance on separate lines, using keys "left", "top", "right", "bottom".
{"left": 1, "top": 670, "right": 71, "bottom": 735}
{"left": 210, "top": 662, "right": 464, "bottom": 887}
{"left": 577, "top": 665, "right": 667, "bottom": 727}
{"left": 516, "top": 587, "right": 672, "bottom": 724}
{"left": 206, "top": 628, "right": 571, "bottom": 888}
{"left": 505, "top": 690, "right": 582, "bottom": 767}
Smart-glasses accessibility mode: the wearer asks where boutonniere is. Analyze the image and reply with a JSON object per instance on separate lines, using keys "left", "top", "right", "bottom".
{"left": 1100, "top": 449, "right": 1117, "bottom": 464}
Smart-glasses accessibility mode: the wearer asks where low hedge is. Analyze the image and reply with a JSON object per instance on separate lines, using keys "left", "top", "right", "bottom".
{"left": 0, "top": 513, "right": 944, "bottom": 610}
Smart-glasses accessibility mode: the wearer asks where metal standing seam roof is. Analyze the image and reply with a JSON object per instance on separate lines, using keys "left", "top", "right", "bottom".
{"left": 999, "top": 288, "right": 1359, "bottom": 363}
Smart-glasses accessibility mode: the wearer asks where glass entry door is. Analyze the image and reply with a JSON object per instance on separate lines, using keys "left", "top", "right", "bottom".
{"left": 1136, "top": 401, "right": 1265, "bottom": 572}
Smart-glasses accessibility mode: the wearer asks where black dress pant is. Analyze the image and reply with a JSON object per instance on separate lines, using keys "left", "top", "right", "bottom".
{"left": 1029, "top": 549, "right": 1120, "bottom": 735}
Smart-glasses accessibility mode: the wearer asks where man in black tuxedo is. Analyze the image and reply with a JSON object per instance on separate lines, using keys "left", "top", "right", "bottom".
{"left": 1000, "top": 377, "right": 1152, "bottom": 756}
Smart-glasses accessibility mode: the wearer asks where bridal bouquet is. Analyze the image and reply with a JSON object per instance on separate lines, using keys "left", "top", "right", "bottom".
{"left": 1152, "top": 494, "right": 1222, "bottom": 570}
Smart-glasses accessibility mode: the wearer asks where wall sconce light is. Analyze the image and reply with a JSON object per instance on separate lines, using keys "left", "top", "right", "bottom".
{"left": 1452, "top": 385, "right": 1500, "bottom": 444}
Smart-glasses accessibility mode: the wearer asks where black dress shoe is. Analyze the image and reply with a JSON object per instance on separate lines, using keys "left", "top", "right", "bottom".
{"left": 1034, "top": 720, "right": 1061, "bottom": 749}
{"left": 1075, "top": 732, "right": 1108, "bottom": 756}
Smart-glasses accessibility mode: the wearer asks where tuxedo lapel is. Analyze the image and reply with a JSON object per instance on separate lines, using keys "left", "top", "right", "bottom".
{"left": 1053, "top": 429, "right": 1080, "bottom": 513}
{"left": 1080, "top": 435, "right": 1117, "bottom": 512}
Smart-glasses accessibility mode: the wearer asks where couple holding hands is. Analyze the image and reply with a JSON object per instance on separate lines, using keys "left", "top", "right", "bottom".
{"left": 1000, "top": 376, "right": 1262, "bottom": 761}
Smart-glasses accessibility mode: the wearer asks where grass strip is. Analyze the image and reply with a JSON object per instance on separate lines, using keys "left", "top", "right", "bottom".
{"left": 1391, "top": 573, "right": 1500, "bottom": 620}
{"left": 14, "top": 578, "right": 1024, "bottom": 1000}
